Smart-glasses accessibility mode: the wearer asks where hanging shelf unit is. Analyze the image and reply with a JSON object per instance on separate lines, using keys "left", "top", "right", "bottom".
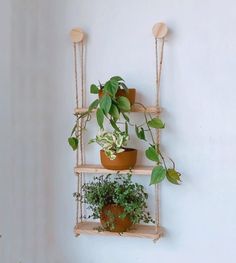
{"left": 70, "top": 23, "right": 168, "bottom": 242}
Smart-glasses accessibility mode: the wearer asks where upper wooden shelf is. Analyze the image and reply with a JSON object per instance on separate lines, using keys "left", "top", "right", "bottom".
{"left": 74, "top": 164, "right": 153, "bottom": 175}
{"left": 74, "top": 105, "right": 161, "bottom": 115}
{"left": 74, "top": 222, "right": 164, "bottom": 241}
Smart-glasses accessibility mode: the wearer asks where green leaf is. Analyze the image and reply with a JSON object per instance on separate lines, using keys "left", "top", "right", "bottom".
{"left": 117, "top": 96, "right": 131, "bottom": 112}
{"left": 125, "top": 121, "right": 128, "bottom": 134}
{"left": 68, "top": 137, "right": 78, "bottom": 151}
{"left": 96, "top": 108, "right": 104, "bottom": 129}
{"left": 109, "top": 80, "right": 119, "bottom": 96}
{"left": 109, "top": 104, "right": 120, "bottom": 121}
{"left": 103, "top": 81, "right": 110, "bottom": 93}
{"left": 122, "top": 112, "right": 130, "bottom": 122}
{"left": 100, "top": 95, "right": 112, "bottom": 114}
{"left": 110, "top": 76, "right": 124, "bottom": 82}
{"left": 104, "top": 80, "right": 119, "bottom": 97}
{"left": 119, "top": 82, "right": 129, "bottom": 93}
{"left": 135, "top": 125, "right": 146, "bottom": 141}
{"left": 110, "top": 119, "right": 121, "bottom": 132}
{"left": 145, "top": 146, "right": 159, "bottom": 162}
{"left": 139, "top": 127, "right": 146, "bottom": 140}
{"left": 88, "top": 99, "right": 99, "bottom": 112}
{"left": 90, "top": 84, "right": 99, "bottom": 94}
{"left": 147, "top": 118, "right": 165, "bottom": 129}
{"left": 166, "top": 169, "right": 181, "bottom": 185}
{"left": 135, "top": 125, "right": 139, "bottom": 137}
{"left": 150, "top": 166, "right": 166, "bottom": 185}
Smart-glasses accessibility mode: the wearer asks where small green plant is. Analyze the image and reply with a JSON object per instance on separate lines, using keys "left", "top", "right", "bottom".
{"left": 76, "top": 173, "right": 154, "bottom": 230}
{"left": 68, "top": 76, "right": 131, "bottom": 151}
{"left": 89, "top": 130, "right": 129, "bottom": 160}
{"left": 134, "top": 103, "right": 182, "bottom": 185}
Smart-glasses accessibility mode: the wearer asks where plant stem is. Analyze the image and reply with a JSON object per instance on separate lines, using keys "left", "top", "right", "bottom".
{"left": 157, "top": 146, "right": 168, "bottom": 170}
{"left": 133, "top": 102, "right": 168, "bottom": 169}
{"left": 143, "top": 111, "right": 155, "bottom": 146}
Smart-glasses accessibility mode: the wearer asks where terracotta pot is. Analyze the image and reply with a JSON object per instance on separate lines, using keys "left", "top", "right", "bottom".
{"left": 100, "top": 148, "right": 137, "bottom": 170}
{"left": 100, "top": 204, "right": 133, "bottom": 232}
{"left": 98, "top": 88, "right": 136, "bottom": 105}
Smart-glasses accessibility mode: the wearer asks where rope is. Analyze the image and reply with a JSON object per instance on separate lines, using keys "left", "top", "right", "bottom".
{"left": 73, "top": 43, "right": 79, "bottom": 169}
{"left": 79, "top": 41, "right": 85, "bottom": 165}
{"left": 73, "top": 43, "right": 79, "bottom": 109}
{"left": 81, "top": 41, "right": 85, "bottom": 109}
{"left": 78, "top": 40, "right": 86, "bottom": 221}
{"left": 73, "top": 42, "right": 80, "bottom": 226}
{"left": 73, "top": 40, "right": 86, "bottom": 225}
{"left": 154, "top": 37, "right": 165, "bottom": 230}
{"left": 81, "top": 41, "right": 87, "bottom": 220}
{"left": 76, "top": 175, "right": 80, "bottom": 225}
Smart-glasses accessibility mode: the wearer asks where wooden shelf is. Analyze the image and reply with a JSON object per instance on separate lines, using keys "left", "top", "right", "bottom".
{"left": 74, "top": 164, "right": 153, "bottom": 175}
{"left": 74, "top": 222, "right": 164, "bottom": 240}
{"left": 74, "top": 105, "right": 161, "bottom": 115}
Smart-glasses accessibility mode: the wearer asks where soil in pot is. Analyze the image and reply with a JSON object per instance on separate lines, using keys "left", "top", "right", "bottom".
{"left": 100, "top": 204, "right": 133, "bottom": 232}
{"left": 100, "top": 148, "right": 137, "bottom": 170}
{"left": 98, "top": 88, "right": 136, "bottom": 105}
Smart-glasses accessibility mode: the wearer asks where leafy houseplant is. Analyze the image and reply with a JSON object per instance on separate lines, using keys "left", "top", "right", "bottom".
{"left": 90, "top": 76, "right": 132, "bottom": 130}
{"left": 80, "top": 173, "right": 154, "bottom": 232}
{"left": 89, "top": 130, "right": 137, "bottom": 170}
{"left": 93, "top": 78, "right": 136, "bottom": 105}
{"left": 68, "top": 76, "right": 133, "bottom": 151}
{"left": 89, "top": 130, "right": 129, "bottom": 160}
{"left": 134, "top": 103, "right": 182, "bottom": 185}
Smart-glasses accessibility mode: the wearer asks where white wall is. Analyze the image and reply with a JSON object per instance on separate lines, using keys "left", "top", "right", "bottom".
{"left": 0, "top": 0, "right": 12, "bottom": 260}
{"left": 1, "top": 0, "right": 236, "bottom": 262}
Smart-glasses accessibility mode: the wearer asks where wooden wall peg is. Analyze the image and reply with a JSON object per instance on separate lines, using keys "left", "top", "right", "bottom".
{"left": 152, "top": 23, "right": 168, "bottom": 39}
{"left": 70, "top": 28, "right": 85, "bottom": 43}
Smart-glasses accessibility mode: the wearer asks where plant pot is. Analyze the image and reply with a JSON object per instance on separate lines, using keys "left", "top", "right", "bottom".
{"left": 100, "top": 204, "right": 133, "bottom": 232}
{"left": 100, "top": 148, "right": 137, "bottom": 170}
{"left": 98, "top": 88, "right": 136, "bottom": 105}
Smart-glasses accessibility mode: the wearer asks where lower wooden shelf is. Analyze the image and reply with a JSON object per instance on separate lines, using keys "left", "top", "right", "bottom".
{"left": 74, "top": 222, "right": 164, "bottom": 241}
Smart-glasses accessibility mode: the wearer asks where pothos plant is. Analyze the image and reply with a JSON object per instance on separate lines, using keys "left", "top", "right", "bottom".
{"left": 67, "top": 76, "right": 181, "bottom": 186}
{"left": 134, "top": 103, "right": 182, "bottom": 185}
{"left": 89, "top": 130, "right": 129, "bottom": 160}
{"left": 68, "top": 76, "right": 131, "bottom": 151}
{"left": 77, "top": 173, "right": 154, "bottom": 230}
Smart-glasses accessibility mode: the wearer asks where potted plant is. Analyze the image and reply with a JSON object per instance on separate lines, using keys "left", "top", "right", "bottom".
{"left": 134, "top": 103, "right": 182, "bottom": 185}
{"left": 90, "top": 76, "right": 133, "bottom": 130}
{"left": 79, "top": 173, "right": 154, "bottom": 232}
{"left": 89, "top": 130, "right": 137, "bottom": 170}
{"left": 68, "top": 76, "right": 132, "bottom": 151}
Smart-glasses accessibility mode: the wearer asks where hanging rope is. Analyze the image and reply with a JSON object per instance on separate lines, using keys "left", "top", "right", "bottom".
{"left": 79, "top": 41, "right": 85, "bottom": 165}
{"left": 73, "top": 37, "right": 85, "bottom": 225}
{"left": 73, "top": 42, "right": 80, "bottom": 226}
{"left": 76, "top": 175, "right": 80, "bottom": 226}
{"left": 78, "top": 40, "right": 86, "bottom": 221}
{"left": 73, "top": 43, "right": 79, "bottom": 109}
{"left": 81, "top": 41, "right": 87, "bottom": 220}
{"left": 154, "top": 36, "right": 166, "bottom": 231}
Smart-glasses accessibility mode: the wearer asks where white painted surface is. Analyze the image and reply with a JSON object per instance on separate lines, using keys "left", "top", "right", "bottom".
{"left": 1, "top": 0, "right": 236, "bottom": 262}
